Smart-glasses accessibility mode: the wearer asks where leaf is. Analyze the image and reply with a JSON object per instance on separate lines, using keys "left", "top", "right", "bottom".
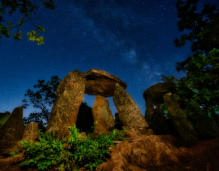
{"left": 35, "top": 24, "right": 45, "bottom": 32}
{"left": 14, "top": 31, "right": 22, "bottom": 40}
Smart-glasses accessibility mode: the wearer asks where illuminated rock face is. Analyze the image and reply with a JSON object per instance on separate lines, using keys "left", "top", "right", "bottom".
{"left": 22, "top": 122, "right": 39, "bottom": 142}
{"left": 47, "top": 70, "right": 86, "bottom": 137}
{"left": 92, "top": 95, "right": 115, "bottom": 135}
{"left": 47, "top": 69, "right": 149, "bottom": 137}
{"left": 113, "top": 83, "right": 150, "bottom": 134}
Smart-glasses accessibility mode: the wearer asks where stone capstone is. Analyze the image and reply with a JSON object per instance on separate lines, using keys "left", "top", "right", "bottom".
{"left": 0, "top": 107, "right": 24, "bottom": 154}
{"left": 85, "top": 69, "right": 127, "bottom": 97}
{"left": 92, "top": 96, "right": 115, "bottom": 135}
{"left": 113, "top": 83, "right": 150, "bottom": 134}
{"left": 46, "top": 70, "right": 86, "bottom": 137}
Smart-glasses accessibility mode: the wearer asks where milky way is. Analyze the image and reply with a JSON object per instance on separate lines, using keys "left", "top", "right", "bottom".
{"left": 0, "top": 0, "right": 217, "bottom": 116}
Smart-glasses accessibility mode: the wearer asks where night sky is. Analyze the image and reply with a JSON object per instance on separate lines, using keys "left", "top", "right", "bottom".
{"left": 0, "top": 0, "right": 217, "bottom": 117}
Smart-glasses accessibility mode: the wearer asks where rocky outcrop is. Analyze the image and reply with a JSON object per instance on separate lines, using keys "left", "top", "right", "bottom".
{"left": 97, "top": 134, "right": 179, "bottom": 171}
{"left": 22, "top": 122, "right": 39, "bottom": 142}
{"left": 163, "top": 92, "right": 197, "bottom": 145}
{"left": 113, "top": 83, "right": 150, "bottom": 134}
{"left": 0, "top": 107, "right": 24, "bottom": 155}
{"left": 92, "top": 96, "right": 115, "bottom": 135}
{"left": 47, "top": 70, "right": 86, "bottom": 137}
{"left": 97, "top": 133, "right": 219, "bottom": 171}
{"left": 85, "top": 69, "right": 127, "bottom": 97}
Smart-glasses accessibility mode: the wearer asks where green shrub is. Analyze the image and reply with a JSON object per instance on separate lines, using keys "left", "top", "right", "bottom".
{"left": 20, "top": 131, "right": 76, "bottom": 170}
{"left": 20, "top": 125, "right": 126, "bottom": 171}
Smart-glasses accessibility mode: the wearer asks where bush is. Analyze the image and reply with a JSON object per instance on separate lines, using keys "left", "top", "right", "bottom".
{"left": 20, "top": 125, "right": 126, "bottom": 171}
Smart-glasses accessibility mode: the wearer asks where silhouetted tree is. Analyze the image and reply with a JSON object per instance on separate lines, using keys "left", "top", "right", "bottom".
{"left": 22, "top": 76, "right": 60, "bottom": 129}
{"left": 23, "top": 76, "right": 95, "bottom": 132}
{"left": 0, "top": 0, "right": 55, "bottom": 45}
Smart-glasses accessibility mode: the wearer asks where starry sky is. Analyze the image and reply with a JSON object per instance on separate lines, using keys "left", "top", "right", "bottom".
{"left": 0, "top": 0, "right": 217, "bottom": 117}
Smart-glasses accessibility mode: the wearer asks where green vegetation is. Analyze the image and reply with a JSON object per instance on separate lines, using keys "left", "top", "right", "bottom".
{"left": 20, "top": 125, "right": 126, "bottom": 171}
{"left": 162, "top": 48, "right": 219, "bottom": 139}
{"left": 156, "top": 0, "right": 219, "bottom": 140}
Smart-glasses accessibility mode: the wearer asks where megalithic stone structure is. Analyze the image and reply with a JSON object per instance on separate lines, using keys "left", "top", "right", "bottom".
{"left": 47, "top": 69, "right": 151, "bottom": 137}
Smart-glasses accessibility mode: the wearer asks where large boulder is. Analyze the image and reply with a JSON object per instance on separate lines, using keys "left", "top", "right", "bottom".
{"left": 163, "top": 92, "right": 197, "bottom": 145}
{"left": 143, "top": 82, "right": 176, "bottom": 103}
{"left": 143, "top": 82, "right": 176, "bottom": 134}
{"left": 92, "top": 96, "right": 115, "bottom": 135}
{"left": 47, "top": 70, "right": 86, "bottom": 137}
{"left": 85, "top": 69, "right": 127, "bottom": 97}
{"left": 113, "top": 83, "right": 150, "bottom": 134}
{"left": 0, "top": 107, "right": 24, "bottom": 155}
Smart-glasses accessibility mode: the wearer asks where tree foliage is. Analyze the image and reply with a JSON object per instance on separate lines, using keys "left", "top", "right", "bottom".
{"left": 175, "top": 0, "right": 219, "bottom": 71}
{"left": 161, "top": 48, "right": 219, "bottom": 139}
{"left": 157, "top": 0, "right": 219, "bottom": 140}
{"left": 0, "top": 0, "right": 55, "bottom": 45}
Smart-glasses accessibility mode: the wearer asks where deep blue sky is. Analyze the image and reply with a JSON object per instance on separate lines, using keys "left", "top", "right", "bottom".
{"left": 0, "top": 0, "right": 217, "bottom": 117}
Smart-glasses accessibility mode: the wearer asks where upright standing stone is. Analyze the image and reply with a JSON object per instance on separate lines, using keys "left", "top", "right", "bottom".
{"left": 22, "top": 122, "right": 39, "bottom": 142}
{"left": 92, "top": 96, "right": 115, "bottom": 135}
{"left": 47, "top": 70, "right": 85, "bottom": 137}
{"left": 163, "top": 92, "right": 197, "bottom": 145}
{"left": 0, "top": 107, "right": 24, "bottom": 154}
{"left": 113, "top": 83, "right": 150, "bottom": 133}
